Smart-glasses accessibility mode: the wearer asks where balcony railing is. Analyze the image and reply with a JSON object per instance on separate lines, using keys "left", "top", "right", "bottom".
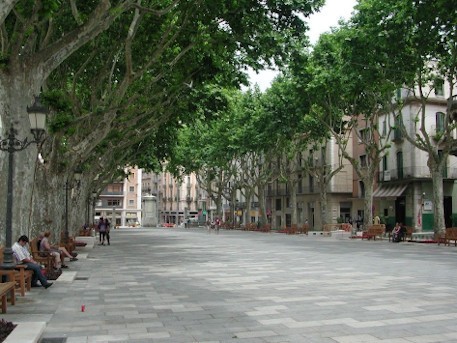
{"left": 100, "top": 191, "right": 124, "bottom": 196}
{"left": 378, "top": 166, "right": 457, "bottom": 181}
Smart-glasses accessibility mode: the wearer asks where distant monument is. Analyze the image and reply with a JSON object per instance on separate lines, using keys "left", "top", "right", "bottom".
{"left": 142, "top": 195, "right": 158, "bottom": 227}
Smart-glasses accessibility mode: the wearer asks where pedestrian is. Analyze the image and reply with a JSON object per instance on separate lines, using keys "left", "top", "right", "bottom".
{"left": 105, "top": 218, "right": 111, "bottom": 245}
{"left": 98, "top": 217, "right": 106, "bottom": 245}
{"left": 374, "top": 215, "right": 381, "bottom": 225}
{"left": 215, "top": 218, "right": 220, "bottom": 234}
{"left": 12, "top": 235, "right": 53, "bottom": 288}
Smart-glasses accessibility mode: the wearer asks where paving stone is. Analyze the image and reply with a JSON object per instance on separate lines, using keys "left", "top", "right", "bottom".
{"left": 4, "top": 228, "right": 457, "bottom": 342}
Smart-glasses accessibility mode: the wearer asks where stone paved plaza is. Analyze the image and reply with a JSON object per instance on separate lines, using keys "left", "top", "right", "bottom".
{"left": 4, "top": 228, "right": 457, "bottom": 343}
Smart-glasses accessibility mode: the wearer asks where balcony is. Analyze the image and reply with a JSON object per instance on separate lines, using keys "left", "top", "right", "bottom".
{"left": 100, "top": 191, "right": 124, "bottom": 196}
{"left": 378, "top": 166, "right": 457, "bottom": 181}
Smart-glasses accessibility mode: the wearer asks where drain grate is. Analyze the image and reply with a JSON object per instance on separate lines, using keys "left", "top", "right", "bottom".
{"left": 40, "top": 338, "right": 67, "bottom": 343}
{"left": 74, "top": 276, "right": 89, "bottom": 281}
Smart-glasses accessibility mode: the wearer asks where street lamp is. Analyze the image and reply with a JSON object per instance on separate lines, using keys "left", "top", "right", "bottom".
{"left": 0, "top": 96, "right": 48, "bottom": 268}
{"left": 64, "top": 167, "right": 83, "bottom": 244}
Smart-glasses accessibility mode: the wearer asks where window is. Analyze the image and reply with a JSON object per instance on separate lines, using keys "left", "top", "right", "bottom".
{"left": 359, "top": 181, "right": 365, "bottom": 198}
{"left": 436, "top": 112, "right": 445, "bottom": 133}
{"left": 309, "top": 175, "right": 314, "bottom": 193}
{"left": 393, "top": 116, "right": 403, "bottom": 141}
{"left": 360, "top": 154, "right": 367, "bottom": 168}
{"left": 286, "top": 197, "right": 290, "bottom": 208}
{"left": 382, "top": 121, "right": 387, "bottom": 137}
{"left": 434, "top": 78, "right": 444, "bottom": 96}
{"left": 275, "top": 198, "right": 282, "bottom": 211}
{"left": 396, "top": 151, "right": 403, "bottom": 179}
{"left": 395, "top": 88, "right": 402, "bottom": 100}
{"left": 309, "top": 150, "right": 314, "bottom": 166}
{"left": 107, "top": 199, "right": 120, "bottom": 207}
{"left": 129, "top": 186, "right": 134, "bottom": 192}
{"left": 298, "top": 174, "right": 303, "bottom": 194}
{"left": 359, "top": 128, "right": 371, "bottom": 143}
{"left": 382, "top": 155, "right": 388, "bottom": 171}
{"left": 129, "top": 199, "right": 134, "bottom": 206}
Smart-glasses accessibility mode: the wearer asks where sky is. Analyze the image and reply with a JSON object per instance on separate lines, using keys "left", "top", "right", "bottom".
{"left": 247, "top": 0, "right": 357, "bottom": 91}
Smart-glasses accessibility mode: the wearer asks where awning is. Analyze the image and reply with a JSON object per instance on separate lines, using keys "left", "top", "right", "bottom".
{"left": 372, "top": 184, "right": 408, "bottom": 198}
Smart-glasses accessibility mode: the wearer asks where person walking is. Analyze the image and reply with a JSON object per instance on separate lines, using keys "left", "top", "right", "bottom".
{"left": 98, "top": 217, "right": 107, "bottom": 245}
{"left": 105, "top": 218, "right": 111, "bottom": 245}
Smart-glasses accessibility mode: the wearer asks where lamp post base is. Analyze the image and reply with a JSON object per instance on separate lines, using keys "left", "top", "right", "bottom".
{"left": 0, "top": 247, "right": 16, "bottom": 270}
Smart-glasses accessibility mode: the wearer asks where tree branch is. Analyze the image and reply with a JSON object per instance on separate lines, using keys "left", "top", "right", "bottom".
{"left": 33, "top": 0, "right": 133, "bottom": 80}
{"left": 132, "top": 0, "right": 180, "bottom": 17}
{"left": 0, "top": 0, "right": 18, "bottom": 26}
{"left": 70, "top": 0, "right": 84, "bottom": 26}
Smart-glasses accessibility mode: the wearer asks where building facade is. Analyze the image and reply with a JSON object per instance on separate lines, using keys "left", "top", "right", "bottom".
{"left": 94, "top": 167, "right": 143, "bottom": 227}
{"left": 375, "top": 85, "right": 457, "bottom": 231}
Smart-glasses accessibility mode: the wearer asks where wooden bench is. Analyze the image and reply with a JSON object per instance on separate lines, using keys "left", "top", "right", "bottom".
{"left": 363, "top": 224, "right": 385, "bottom": 240}
{"left": 29, "top": 238, "right": 54, "bottom": 273}
{"left": 60, "top": 232, "right": 78, "bottom": 254}
{"left": 299, "top": 224, "right": 309, "bottom": 235}
{"left": 0, "top": 281, "right": 16, "bottom": 313}
{"left": 388, "top": 226, "right": 414, "bottom": 242}
{"left": 259, "top": 224, "right": 271, "bottom": 233}
{"left": 443, "top": 227, "right": 457, "bottom": 246}
{"left": 244, "top": 223, "right": 257, "bottom": 231}
{"left": 322, "top": 224, "right": 340, "bottom": 236}
{"left": 286, "top": 225, "right": 298, "bottom": 235}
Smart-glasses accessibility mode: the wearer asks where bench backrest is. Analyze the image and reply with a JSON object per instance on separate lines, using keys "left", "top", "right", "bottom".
{"left": 367, "top": 225, "right": 385, "bottom": 234}
{"left": 445, "top": 227, "right": 457, "bottom": 238}
{"left": 29, "top": 238, "right": 41, "bottom": 254}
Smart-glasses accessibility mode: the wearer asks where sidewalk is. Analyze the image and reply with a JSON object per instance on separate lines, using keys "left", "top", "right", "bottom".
{"left": 3, "top": 228, "right": 457, "bottom": 343}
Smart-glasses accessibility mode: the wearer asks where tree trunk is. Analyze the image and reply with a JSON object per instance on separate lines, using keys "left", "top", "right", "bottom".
{"left": 290, "top": 180, "right": 298, "bottom": 226}
{"left": 0, "top": 73, "right": 43, "bottom": 243}
{"left": 430, "top": 167, "right": 445, "bottom": 235}
{"left": 319, "top": 181, "right": 328, "bottom": 227}
{"left": 362, "top": 175, "right": 374, "bottom": 229}
{"left": 245, "top": 191, "right": 252, "bottom": 225}
{"left": 258, "top": 183, "right": 268, "bottom": 226}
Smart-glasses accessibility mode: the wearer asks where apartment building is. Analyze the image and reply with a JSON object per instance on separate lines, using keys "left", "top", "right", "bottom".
{"left": 375, "top": 85, "right": 457, "bottom": 231}
{"left": 143, "top": 171, "right": 206, "bottom": 225}
{"left": 265, "top": 137, "right": 353, "bottom": 230}
{"left": 94, "top": 167, "right": 143, "bottom": 227}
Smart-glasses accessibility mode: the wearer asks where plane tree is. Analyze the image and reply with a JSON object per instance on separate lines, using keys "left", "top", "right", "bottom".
{"left": 0, "top": 0, "right": 324, "bottom": 237}
{"left": 285, "top": 20, "right": 407, "bottom": 228}
{"left": 345, "top": 0, "right": 457, "bottom": 234}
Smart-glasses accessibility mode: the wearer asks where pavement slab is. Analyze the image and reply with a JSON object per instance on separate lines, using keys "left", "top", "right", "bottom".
{"left": 3, "top": 228, "right": 457, "bottom": 343}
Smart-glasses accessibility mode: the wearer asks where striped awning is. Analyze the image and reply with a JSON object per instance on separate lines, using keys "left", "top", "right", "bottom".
{"left": 372, "top": 184, "right": 407, "bottom": 198}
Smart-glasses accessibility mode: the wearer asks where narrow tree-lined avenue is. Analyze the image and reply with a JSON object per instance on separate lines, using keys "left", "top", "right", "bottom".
{"left": 0, "top": 0, "right": 323, "bottom": 240}
{"left": 1, "top": 0, "right": 456, "bottom": 240}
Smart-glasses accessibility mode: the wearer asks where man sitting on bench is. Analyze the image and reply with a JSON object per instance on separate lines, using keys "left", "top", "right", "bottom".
{"left": 12, "top": 235, "right": 53, "bottom": 289}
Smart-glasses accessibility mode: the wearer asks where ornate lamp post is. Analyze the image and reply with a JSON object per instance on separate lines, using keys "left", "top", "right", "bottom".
{"left": 0, "top": 96, "right": 48, "bottom": 268}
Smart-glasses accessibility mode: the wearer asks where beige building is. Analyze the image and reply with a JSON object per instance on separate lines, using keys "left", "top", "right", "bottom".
{"left": 94, "top": 167, "right": 143, "bottom": 227}
{"left": 142, "top": 171, "right": 206, "bottom": 225}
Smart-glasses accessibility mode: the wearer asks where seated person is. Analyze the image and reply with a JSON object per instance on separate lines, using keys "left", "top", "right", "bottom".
{"left": 12, "top": 235, "right": 53, "bottom": 288}
{"left": 391, "top": 222, "right": 404, "bottom": 242}
{"left": 40, "top": 231, "right": 77, "bottom": 269}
